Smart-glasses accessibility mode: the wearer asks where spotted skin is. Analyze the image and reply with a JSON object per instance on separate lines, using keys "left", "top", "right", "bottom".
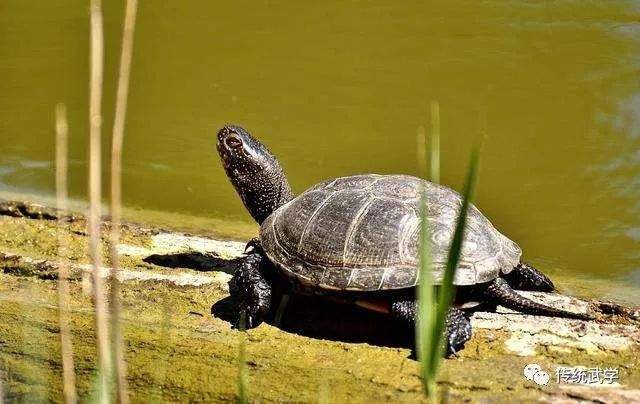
{"left": 390, "top": 301, "right": 472, "bottom": 356}
{"left": 485, "top": 278, "right": 591, "bottom": 320}
{"left": 503, "top": 261, "right": 555, "bottom": 292}
{"left": 217, "top": 125, "right": 293, "bottom": 224}
{"left": 228, "top": 249, "right": 273, "bottom": 329}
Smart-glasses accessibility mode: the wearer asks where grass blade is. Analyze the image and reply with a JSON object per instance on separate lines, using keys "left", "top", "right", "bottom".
{"left": 109, "top": 0, "right": 139, "bottom": 402}
{"left": 0, "top": 360, "right": 4, "bottom": 403}
{"left": 238, "top": 340, "right": 248, "bottom": 404}
{"left": 416, "top": 104, "right": 482, "bottom": 397}
{"left": 416, "top": 179, "right": 436, "bottom": 395}
{"left": 317, "top": 379, "right": 329, "bottom": 404}
{"left": 430, "top": 101, "right": 440, "bottom": 184}
{"left": 89, "top": 0, "right": 111, "bottom": 400}
{"left": 416, "top": 123, "right": 437, "bottom": 395}
{"left": 427, "top": 146, "right": 480, "bottom": 374}
{"left": 55, "top": 103, "right": 78, "bottom": 404}
{"left": 237, "top": 314, "right": 248, "bottom": 404}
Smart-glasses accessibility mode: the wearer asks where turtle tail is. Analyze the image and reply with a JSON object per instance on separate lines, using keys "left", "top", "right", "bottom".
{"left": 486, "top": 278, "right": 592, "bottom": 320}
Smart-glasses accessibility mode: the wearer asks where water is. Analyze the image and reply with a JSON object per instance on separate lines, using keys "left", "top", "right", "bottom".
{"left": 1, "top": 1, "right": 639, "bottom": 284}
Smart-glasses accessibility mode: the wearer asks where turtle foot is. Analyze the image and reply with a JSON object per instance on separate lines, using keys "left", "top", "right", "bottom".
{"left": 445, "top": 308, "right": 472, "bottom": 357}
{"left": 389, "top": 301, "right": 472, "bottom": 356}
{"left": 229, "top": 250, "right": 272, "bottom": 330}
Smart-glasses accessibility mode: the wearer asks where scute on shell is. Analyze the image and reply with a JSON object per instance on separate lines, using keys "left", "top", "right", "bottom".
{"left": 260, "top": 174, "right": 522, "bottom": 291}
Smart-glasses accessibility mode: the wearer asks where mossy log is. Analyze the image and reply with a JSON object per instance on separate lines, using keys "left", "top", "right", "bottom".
{"left": 1, "top": 200, "right": 639, "bottom": 402}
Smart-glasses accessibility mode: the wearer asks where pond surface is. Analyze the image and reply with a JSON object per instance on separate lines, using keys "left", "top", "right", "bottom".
{"left": 1, "top": 1, "right": 639, "bottom": 284}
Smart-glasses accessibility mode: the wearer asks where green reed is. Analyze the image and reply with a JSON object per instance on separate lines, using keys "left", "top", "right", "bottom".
{"left": 55, "top": 103, "right": 78, "bottom": 404}
{"left": 88, "top": 1, "right": 111, "bottom": 400}
{"left": 238, "top": 340, "right": 248, "bottom": 404}
{"left": 416, "top": 104, "right": 480, "bottom": 397}
{"left": 237, "top": 314, "right": 249, "bottom": 404}
{"left": 430, "top": 101, "right": 441, "bottom": 184}
{"left": 109, "top": 0, "right": 139, "bottom": 402}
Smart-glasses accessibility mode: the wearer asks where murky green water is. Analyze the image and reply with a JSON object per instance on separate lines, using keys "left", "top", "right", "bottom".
{"left": 1, "top": 1, "right": 639, "bottom": 283}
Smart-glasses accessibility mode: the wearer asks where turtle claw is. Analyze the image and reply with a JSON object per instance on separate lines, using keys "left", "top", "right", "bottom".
{"left": 445, "top": 334, "right": 464, "bottom": 358}
{"left": 234, "top": 306, "right": 266, "bottom": 331}
{"left": 244, "top": 237, "right": 262, "bottom": 254}
{"left": 242, "top": 314, "right": 254, "bottom": 330}
{"left": 234, "top": 310, "right": 256, "bottom": 331}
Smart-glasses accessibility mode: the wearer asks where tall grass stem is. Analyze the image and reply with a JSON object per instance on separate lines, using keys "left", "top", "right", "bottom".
{"left": 55, "top": 103, "right": 78, "bottom": 404}
{"left": 430, "top": 101, "right": 440, "bottom": 184}
{"left": 238, "top": 314, "right": 248, "bottom": 404}
{"left": 238, "top": 341, "right": 248, "bottom": 404}
{"left": 426, "top": 147, "right": 479, "bottom": 377}
{"left": 0, "top": 362, "right": 4, "bottom": 403}
{"left": 317, "top": 379, "right": 329, "bottom": 404}
{"left": 89, "top": 0, "right": 111, "bottom": 400}
{"left": 417, "top": 125, "right": 428, "bottom": 179}
{"left": 417, "top": 180, "right": 435, "bottom": 396}
{"left": 417, "top": 123, "right": 438, "bottom": 395}
{"left": 417, "top": 104, "right": 481, "bottom": 397}
{"left": 109, "top": 0, "right": 139, "bottom": 402}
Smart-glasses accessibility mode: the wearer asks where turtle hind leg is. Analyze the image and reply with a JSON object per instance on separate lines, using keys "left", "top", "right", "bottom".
{"left": 389, "top": 301, "right": 472, "bottom": 357}
{"left": 502, "top": 261, "right": 555, "bottom": 292}
{"left": 485, "top": 278, "right": 592, "bottom": 320}
{"left": 228, "top": 249, "right": 273, "bottom": 329}
{"left": 445, "top": 308, "right": 472, "bottom": 356}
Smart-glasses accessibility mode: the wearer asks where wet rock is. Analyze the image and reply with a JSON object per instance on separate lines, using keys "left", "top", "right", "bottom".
{"left": 0, "top": 200, "right": 80, "bottom": 221}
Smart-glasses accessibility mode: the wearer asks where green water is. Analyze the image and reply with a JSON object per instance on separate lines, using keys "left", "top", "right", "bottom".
{"left": 1, "top": 1, "right": 639, "bottom": 283}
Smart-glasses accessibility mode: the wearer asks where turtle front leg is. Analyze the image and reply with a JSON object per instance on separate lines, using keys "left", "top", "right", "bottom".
{"left": 390, "top": 300, "right": 472, "bottom": 356}
{"left": 502, "top": 261, "right": 554, "bottom": 292}
{"left": 228, "top": 247, "right": 272, "bottom": 329}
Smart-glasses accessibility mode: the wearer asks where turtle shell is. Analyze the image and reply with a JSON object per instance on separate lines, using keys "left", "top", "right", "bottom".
{"left": 260, "top": 174, "right": 522, "bottom": 292}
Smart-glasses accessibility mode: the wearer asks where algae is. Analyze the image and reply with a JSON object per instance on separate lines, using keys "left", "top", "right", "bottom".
{"left": 1, "top": 202, "right": 639, "bottom": 402}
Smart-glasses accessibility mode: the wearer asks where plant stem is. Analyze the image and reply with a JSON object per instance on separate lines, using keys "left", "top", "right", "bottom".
{"left": 416, "top": 124, "right": 436, "bottom": 396}
{"left": 238, "top": 313, "right": 248, "bottom": 404}
{"left": 427, "top": 146, "right": 481, "bottom": 385}
{"left": 430, "top": 101, "right": 440, "bottom": 184}
{"left": 89, "top": 0, "right": 111, "bottom": 400}
{"left": 55, "top": 103, "right": 78, "bottom": 404}
{"left": 109, "top": 0, "right": 139, "bottom": 402}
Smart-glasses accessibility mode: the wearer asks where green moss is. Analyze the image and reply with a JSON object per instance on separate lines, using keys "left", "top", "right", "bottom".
{"left": 1, "top": 210, "right": 639, "bottom": 402}
{"left": 3, "top": 270, "right": 638, "bottom": 402}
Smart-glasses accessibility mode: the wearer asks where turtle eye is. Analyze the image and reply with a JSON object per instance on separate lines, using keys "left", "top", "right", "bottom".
{"left": 225, "top": 135, "right": 243, "bottom": 149}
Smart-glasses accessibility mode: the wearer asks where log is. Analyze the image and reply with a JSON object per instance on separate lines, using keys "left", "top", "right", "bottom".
{"left": 0, "top": 199, "right": 638, "bottom": 402}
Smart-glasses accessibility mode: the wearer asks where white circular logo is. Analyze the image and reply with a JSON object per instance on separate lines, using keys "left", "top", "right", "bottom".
{"left": 533, "top": 370, "right": 550, "bottom": 385}
{"left": 524, "top": 364, "right": 542, "bottom": 380}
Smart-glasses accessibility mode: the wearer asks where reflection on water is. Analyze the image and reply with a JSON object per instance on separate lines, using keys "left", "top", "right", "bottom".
{"left": 0, "top": 1, "right": 639, "bottom": 282}
{"left": 0, "top": 156, "right": 51, "bottom": 194}
{"left": 591, "top": 91, "right": 640, "bottom": 284}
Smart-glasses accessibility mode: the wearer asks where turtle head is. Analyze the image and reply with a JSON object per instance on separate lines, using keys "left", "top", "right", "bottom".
{"left": 217, "top": 125, "right": 293, "bottom": 224}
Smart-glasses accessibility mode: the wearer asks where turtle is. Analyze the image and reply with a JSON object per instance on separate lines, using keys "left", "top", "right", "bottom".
{"left": 216, "top": 124, "right": 591, "bottom": 355}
